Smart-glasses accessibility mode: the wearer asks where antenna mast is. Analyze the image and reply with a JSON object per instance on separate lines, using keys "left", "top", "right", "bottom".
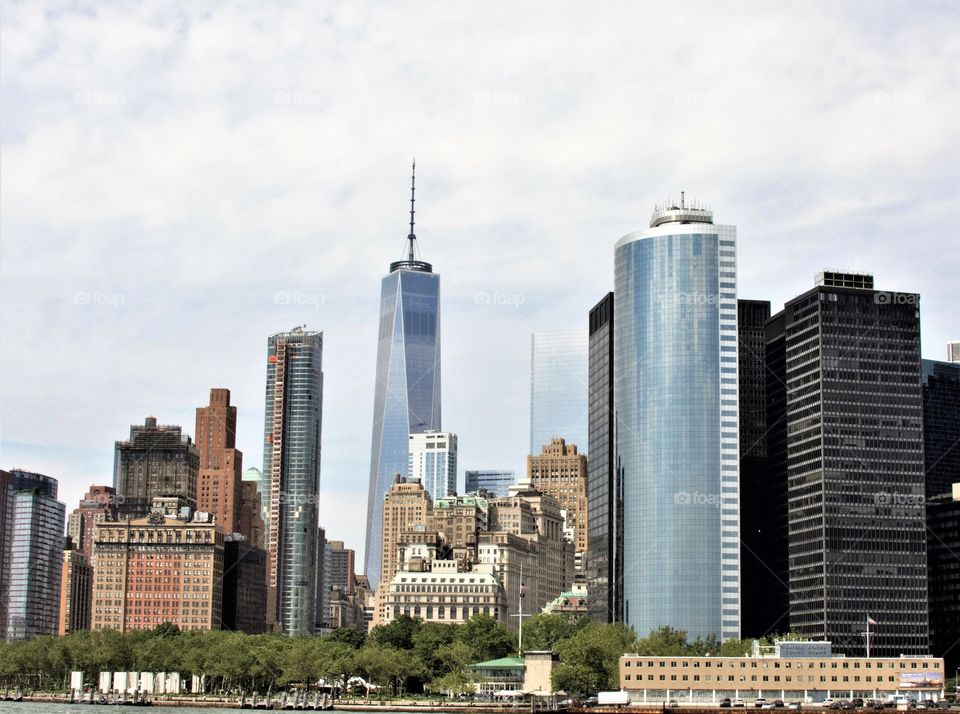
{"left": 408, "top": 159, "right": 416, "bottom": 262}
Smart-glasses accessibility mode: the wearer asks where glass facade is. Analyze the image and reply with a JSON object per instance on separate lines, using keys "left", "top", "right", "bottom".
{"left": 365, "top": 267, "right": 441, "bottom": 588}
{"left": 586, "top": 292, "right": 622, "bottom": 623}
{"left": 614, "top": 207, "right": 740, "bottom": 641}
{"left": 921, "top": 359, "right": 960, "bottom": 499}
{"left": 530, "top": 331, "right": 588, "bottom": 455}
{"left": 408, "top": 431, "right": 457, "bottom": 502}
{"left": 3, "top": 471, "right": 65, "bottom": 641}
{"left": 464, "top": 470, "right": 516, "bottom": 497}
{"left": 262, "top": 329, "right": 323, "bottom": 636}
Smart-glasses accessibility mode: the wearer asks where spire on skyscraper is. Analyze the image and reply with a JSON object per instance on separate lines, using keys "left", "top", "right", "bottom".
{"left": 391, "top": 159, "right": 432, "bottom": 273}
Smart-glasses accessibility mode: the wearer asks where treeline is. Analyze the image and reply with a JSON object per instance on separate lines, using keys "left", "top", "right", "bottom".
{"left": 0, "top": 616, "right": 764, "bottom": 697}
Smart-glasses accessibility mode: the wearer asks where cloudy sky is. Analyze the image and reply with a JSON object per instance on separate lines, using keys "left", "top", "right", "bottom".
{"left": 1, "top": 0, "right": 957, "bottom": 560}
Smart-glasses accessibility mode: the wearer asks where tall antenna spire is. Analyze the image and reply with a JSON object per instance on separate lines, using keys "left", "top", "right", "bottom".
{"left": 408, "top": 159, "right": 416, "bottom": 262}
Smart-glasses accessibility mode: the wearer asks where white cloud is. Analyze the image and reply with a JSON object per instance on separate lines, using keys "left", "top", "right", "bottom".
{"left": 2, "top": 0, "right": 957, "bottom": 560}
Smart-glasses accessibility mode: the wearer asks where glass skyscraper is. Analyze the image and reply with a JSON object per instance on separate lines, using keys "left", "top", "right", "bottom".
{"left": 262, "top": 327, "right": 323, "bottom": 635}
{"left": 530, "top": 331, "right": 588, "bottom": 455}
{"left": 586, "top": 292, "right": 622, "bottom": 623}
{"left": 3, "top": 470, "right": 65, "bottom": 641}
{"left": 408, "top": 431, "right": 457, "bottom": 502}
{"left": 365, "top": 165, "right": 441, "bottom": 588}
{"left": 614, "top": 198, "right": 740, "bottom": 641}
{"left": 464, "top": 469, "right": 516, "bottom": 498}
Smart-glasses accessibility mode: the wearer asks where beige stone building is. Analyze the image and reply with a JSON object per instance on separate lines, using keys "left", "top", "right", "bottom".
{"left": 379, "top": 547, "right": 506, "bottom": 625}
{"left": 619, "top": 654, "right": 946, "bottom": 702}
{"left": 91, "top": 510, "right": 224, "bottom": 632}
{"left": 379, "top": 477, "right": 433, "bottom": 588}
{"left": 527, "top": 438, "right": 588, "bottom": 575}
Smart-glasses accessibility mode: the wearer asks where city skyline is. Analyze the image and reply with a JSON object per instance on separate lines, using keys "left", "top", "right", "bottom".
{"left": 2, "top": 1, "right": 958, "bottom": 560}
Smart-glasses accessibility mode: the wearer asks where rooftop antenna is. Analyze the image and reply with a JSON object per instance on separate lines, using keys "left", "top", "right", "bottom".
{"left": 681, "top": 190, "right": 685, "bottom": 209}
{"left": 408, "top": 159, "right": 416, "bottom": 262}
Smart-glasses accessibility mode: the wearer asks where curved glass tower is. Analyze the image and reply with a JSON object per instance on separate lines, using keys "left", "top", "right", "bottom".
{"left": 364, "top": 164, "right": 441, "bottom": 588}
{"left": 614, "top": 197, "right": 740, "bottom": 641}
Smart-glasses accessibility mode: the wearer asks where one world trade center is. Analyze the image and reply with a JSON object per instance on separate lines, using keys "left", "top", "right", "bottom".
{"left": 364, "top": 162, "right": 441, "bottom": 588}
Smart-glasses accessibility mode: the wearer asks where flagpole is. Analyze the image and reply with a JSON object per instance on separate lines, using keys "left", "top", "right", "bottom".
{"left": 519, "top": 561, "right": 524, "bottom": 656}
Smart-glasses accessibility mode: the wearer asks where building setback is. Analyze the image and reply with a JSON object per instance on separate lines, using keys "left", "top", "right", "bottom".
{"left": 464, "top": 470, "right": 516, "bottom": 498}
{"left": 586, "top": 291, "right": 621, "bottom": 624}
{"left": 738, "top": 299, "right": 789, "bottom": 637}
{"left": 91, "top": 511, "right": 223, "bottom": 632}
{"left": 114, "top": 417, "right": 199, "bottom": 516}
{"left": 528, "top": 438, "right": 589, "bottom": 577}
{"left": 379, "top": 476, "right": 434, "bottom": 589}
{"left": 767, "top": 272, "right": 928, "bottom": 656}
{"left": 262, "top": 327, "right": 324, "bottom": 635}
{"left": 529, "top": 331, "right": 588, "bottom": 456}
{"left": 365, "top": 164, "right": 442, "bottom": 590}
{"left": 3, "top": 471, "right": 66, "bottom": 640}
{"left": 614, "top": 197, "right": 740, "bottom": 641}
{"left": 409, "top": 431, "right": 457, "bottom": 502}
{"left": 195, "top": 388, "right": 243, "bottom": 535}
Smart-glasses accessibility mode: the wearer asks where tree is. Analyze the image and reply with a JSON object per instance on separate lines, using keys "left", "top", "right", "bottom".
{"left": 328, "top": 627, "right": 365, "bottom": 649}
{"left": 455, "top": 615, "right": 516, "bottom": 662}
{"left": 553, "top": 623, "right": 637, "bottom": 694}
{"left": 635, "top": 626, "right": 691, "bottom": 656}
{"left": 411, "top": 622, "right": 457, "bottom": 681}
{"left": 369, "top": 615, "right": 420, "bottom": 651}
{"left": 521, "top": 613, "right": 589, "bottom": 652}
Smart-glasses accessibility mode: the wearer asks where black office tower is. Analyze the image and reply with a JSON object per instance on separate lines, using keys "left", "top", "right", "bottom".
{"left": 739, "top": 299, "right": 789, "bottom": 637}
{"left": 769, "top": 272, "right": 928, "bottom": 656}
{"left": 921, "top": 359, "right": 960, "bottom": 499}
{"left": 586, "top": 292, "right": 621, "bottom": 622}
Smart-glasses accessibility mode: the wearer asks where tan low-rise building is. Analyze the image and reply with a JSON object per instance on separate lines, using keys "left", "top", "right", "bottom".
{"left": 619, "top": 651, "right": 946, "bottom": 703}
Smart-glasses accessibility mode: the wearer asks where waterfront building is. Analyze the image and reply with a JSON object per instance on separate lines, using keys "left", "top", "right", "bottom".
{"left": 408, "top": 431, "right": 457, "bottom": 502}
{"left": 3, "top": 470, "right": 65, "bottom": 640}
{"left": 614, "top": 196, "right": 740, "bottom": 640}
{"left": 464, "top": 469, "right": 516, "bottom": 498}
{"left": 91, "top": 507, "right": 223, "bottom": 632}
{"left": 619, "top": 645, "right": 945, "bottom": 702}
{"left": 365, "top": 164, "right": 442, "bottom": 589}
{"left": 529, "top": 331, "right": 588, "bottom": 456}
{"left": 767, "top": 272, "right": 927, "bottom": 656}
{"left": 262, "top": 327, "right": 324, "bottom": 635}
{"left": 114, "top": 417, "right": 199, "bottom": 515}
{"left": 195, "top": 388, "right": 243, "bottom": 534}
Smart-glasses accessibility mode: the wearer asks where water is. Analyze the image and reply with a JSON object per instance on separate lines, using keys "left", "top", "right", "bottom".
{"left": 0, "top": 705, "right": 243, "bottom": 713}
